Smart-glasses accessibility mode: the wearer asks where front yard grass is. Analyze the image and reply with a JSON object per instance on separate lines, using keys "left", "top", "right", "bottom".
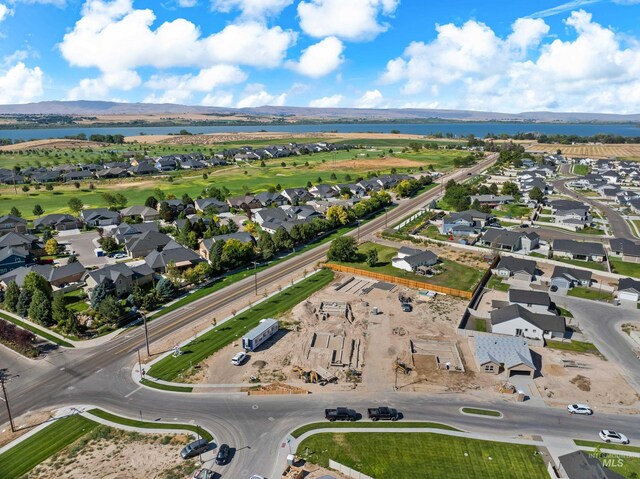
{"left": 546, "top": 340, "right": 601, "bottom": 355}
{"left": 487, "top": 276, "right": 510, "bottom": 292}
{"left": 567, "top": 286, "right": 613, "bottom": 301}
{"left": 572, "top": 164, "right": 590, "bottom": 175}
{"left": 148, "top": 269, "right": 334, "bottom": 382}
{"left": 576, "top": 226, "right": 605, "bottom": 235}
{"left": 421, "top": 224, "right": 452, "bottom": 241}
{"left": 0, "top": 415, "right": 98, "bottom": 479}
{"left": 331, "top": 242, "right": 484, "bottom": 292}
{"left": 492, "top": 204, "right": 532, "bottom": 219}
{"left": 298, "top": 432, "right": 548, "bottom": 479}
{"left": 554, "top": 257, "right": 607, "bottom": 272}
{"left": 610, "top": 258, "right": 640, "bottom": 278}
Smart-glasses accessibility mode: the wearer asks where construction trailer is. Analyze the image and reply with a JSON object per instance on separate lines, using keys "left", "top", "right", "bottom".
{"left": 242, "top": 318, "right": 279, "bottom": 352}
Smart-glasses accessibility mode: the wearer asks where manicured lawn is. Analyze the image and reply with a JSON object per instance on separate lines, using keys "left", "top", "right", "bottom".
{"left": 474, "top": 318, "right": 488, "bottom": 333}
{"left": 331, "top": 242, "right": 484, "bottom": 292}
{"left": 64, "top": 290, "right": 89, "bottom": 313}
{"left": 529, "top": 252, "right": 547, "bottom": 259}
{"left": 610, "top": 258, "right": 640, "bottom": 278}
{"left": 298, "top": 432, "right": 548, "bottom": 479}
{"left": 0, "top": 311, "right": 74, "bottom": 348}
{"left": 576, "top": 227, "right": 605, "bottom": 235}
{"left": 574, "top": 439, "right": 640, "bottom": 454}
{"left": 572, "top": 164, "right": 590, "bottom": 175}
{"left": 87, "top": 409, "right": 212, "bottom": 441}
{"left": 461, "top": 408, "right": 501, "bottom": 417}
{"left": 422, "top": 224, "right": 452, "bottom": 241}
{"left": 0, "top": 415, "right": 98, "bottom": 479}
{"left": 556, "top": 307, "right": 574, "bottom": 318}
{"left": 536, "top": 216, "right": 554, "bottom": 223}
{"left": 290, "top": 422, "right": 460, "bottom": 439}
{"left": 567, "top": 286, "right": 612, "bottom": 301}
{"left": 596, "top": 455, "right": 640, "bottom": 478}
{"left": 547, "top": 340, "right": 601, "bottom": 355}
{"left": 148, "top": 269, "right": 334, "bottom": 381}
{"left": 140, "top": 378, "right": 193, "bottom": 393}
{"left": 492, "top": 205, "right": 532, "bottom": 219}
{"left": 487, "top": 276, "right": 510, "bottom": 292}
{"left": 554, "top": 257, "right": 607, "bottom": 272}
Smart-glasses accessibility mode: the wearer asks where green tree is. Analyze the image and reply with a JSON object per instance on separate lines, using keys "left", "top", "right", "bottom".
{"left": 273, "top": 227, "right": 293, "bottom": 251}
{"left": 221, "top": 238, "right": 254, "bottom": 269}
{"left": 529, "top": 186, "right": 544, "bottom": 203}
{"left": 3, "top": 281, "right": 20, "bottom": 312}
{"left": 326, "top": 205, "right": 349, "bottom": 226}
{"left": 257, "top": 232, "right": 276, "bottom": 260}
{"left": 29, "top": 289, "right": 52, "bottom": 326}
{"left": 501, "top": 181, "right": 520, "bottom": 196}
{"left": 67, "top": 254, "right": 78, "bottom": 264}
{"left": 52, "top": 294, "right": 70, "bottom": 326}
{"left": 45, "top": 238, "right": 59, "bottom": 256}
{"left": 23, "top": 271, "right": 52, "bottom": 300}
{"left": 97, "top": 296, "right": 124, "bottom": 325}
{"left": 366, "top": 248, "right": 379, "bottom": 267}
{"left": 16, "top": 288, "right": 32, "bottom": 317}
{"left": 32, "top": 204, "right": 44, "bottom": 217}
{"left": 327, "top": 236, "right": 358, "bottom": 262}
{"left": 68, "top": 197, "right": 84, "bottom": 214}
{"left": 10, "top": 206, "right": 21, "bottom": 217}
{"left": 156, "top": 277, "right": 177, "bottom": 301}
{"left": 100, "top": 236, "right": 118, "bottom": 253}
{"left": 145, "top": 196, "right": 158, "bottom": 209}
{"left": 91, "top": 279, "right": 114, "bottom": 309}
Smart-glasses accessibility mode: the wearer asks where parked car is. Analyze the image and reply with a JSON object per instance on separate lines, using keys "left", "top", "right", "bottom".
{"left": 550, "top": 285, "right": 558, "bottom": 292}
{"left": 114, "top": 252, "right": 126, "bottom": 259}
{"left": 599, "top": 430, "right": 629, "bottom": 444}
{"left": 401, "top": 303, "right": 412, "bottom": 312}
{"left": 215, "top": 443, "right": 230, "bottom": 465}
{"left": 367, "top": 407, "right": 400, "bottom": 421}
{"left": 325, "top": 407, "right": 359, "bottom": 422}
{"left": 231, "top": 351, "right": 247, "bottom": 365}
{"left": 249, "top": 476, "right": 265, "bottom": 479}
{"left": 567, "top": 404, "right": 593, "bottom": 415}
{"left": 180, "top": 439, "right": 209, "bottom": 459}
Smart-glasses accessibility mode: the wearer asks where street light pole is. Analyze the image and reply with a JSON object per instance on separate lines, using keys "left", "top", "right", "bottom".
{"left": 357, "top": 220, "right": 361, "bottom": 242}
{"left": 0, "top": 375, "right": 15, "bottom": 433}
{"left": 141, "top": 313, "right": 150, "bottom": 357}
{"left": 252, "top": 261, "right": 258, "bottom": 295}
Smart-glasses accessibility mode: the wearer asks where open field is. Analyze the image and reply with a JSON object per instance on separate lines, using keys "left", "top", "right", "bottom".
{"left": 298, "top": 432, "right": 548, "bottom": 479}
{"left": 147, "top": 269, "right": 335, "bottom": 382}
{"left": 526, "top": 143, "right": 640, "bottom": 158}
{"left": 330, "top": 241, "right": 484, "bottom": 292}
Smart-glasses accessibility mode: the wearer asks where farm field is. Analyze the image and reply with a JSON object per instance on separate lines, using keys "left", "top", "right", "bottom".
{"left": 526, "top": 143, "right": 640, "bottom": 159}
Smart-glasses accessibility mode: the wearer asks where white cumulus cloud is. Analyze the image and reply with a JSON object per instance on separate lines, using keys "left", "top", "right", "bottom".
{"left": 354, "top": 89, "right": 385, "bottom": 108}
{"left": 236, "top": 83, "right": 286, "bottom": 108}
{"left": 298, "top": 0, "right": 399, "bottom": 41}
{"left": 0, "top": 4, "right": 13, "bottom": 22}
{"left": 68, "top": 70, "right": 141, "bottom": 100}
{"left": 288, "top": 37, "right": 344, "bottom": 78}
{"left": 177, "top": 0, "right": 197, "bottom": 6}
{"left": 309, "top": 94, "right": 343, "bottom": 108}
{"left": 201, "top": 91, "right": 234, "bottom": 107}
{"left": 0, "top": 62, "right": 44, "bottom": 103}
{"left": 211, "top": 0, "right": 293, "bottom": 18}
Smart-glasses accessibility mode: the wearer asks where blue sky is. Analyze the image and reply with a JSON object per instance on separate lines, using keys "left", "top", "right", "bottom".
{"left": 0, "top": 0, "right": 640, "bottom": 112}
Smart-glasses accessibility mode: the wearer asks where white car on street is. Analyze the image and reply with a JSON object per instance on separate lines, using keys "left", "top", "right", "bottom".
{"left": 567, "top": 404, "right": 593, "bottom": 415}
{"left": 231, "top": 351, "right": 247, "bottom": 366}
{"left": 599, "top": 430, "right": 629, "bottom": 444}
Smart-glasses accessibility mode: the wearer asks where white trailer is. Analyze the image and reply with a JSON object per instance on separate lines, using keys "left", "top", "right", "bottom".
{"left": 242, "top": 318, "right": 279, "bottom": 351}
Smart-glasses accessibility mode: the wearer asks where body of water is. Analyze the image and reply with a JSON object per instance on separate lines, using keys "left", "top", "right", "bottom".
{"left": 1, "top": 121, "right": 639, "bottom": 141}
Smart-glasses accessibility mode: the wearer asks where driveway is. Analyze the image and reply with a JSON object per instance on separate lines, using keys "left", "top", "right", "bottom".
{"left": 552, "top": 294, "right": 640, "bottom": 392}
{"left": 57, "top": 231, "right": 111, "bottom": 268}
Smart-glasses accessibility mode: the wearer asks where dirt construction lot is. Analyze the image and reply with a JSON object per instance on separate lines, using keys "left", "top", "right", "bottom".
{"left": 526, "top": 143, "right": 640, "bottom": 159}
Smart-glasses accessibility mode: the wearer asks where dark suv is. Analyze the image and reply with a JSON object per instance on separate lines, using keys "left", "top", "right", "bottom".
{"left": 215, "top": 443, "right": 230, "bottom": 465}
{"left": 180, "top": 438, "right": 209, "bottom": 459}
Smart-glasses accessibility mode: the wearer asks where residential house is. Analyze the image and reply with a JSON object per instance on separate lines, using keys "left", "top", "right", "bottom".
{"left": 194, "top": 198, "right": 229, "bottom": 214}
{"left": 33, "top": 214, "right": 82, "bottom": 232}
{"left": 111, "top": 222, "right": 159, "bottom": 244}
{"left": 128, "top": 162, "right": 156, "bottom": 176}
{"left": 0, "top": 232, "right": 44, "bottom": 257}
{"left": 439, "top": 209, "right": 494, "bottom": 236}
{"left": 0, "top": 247, "right": 30, "bottom": 275}
{"left": 120, "top": 206, "right": 160, "bottom": 222}
{"left": 469, "top": 194, "right": 514, "bottom": 207}
{"left": 199, "top": 232, "right": 255, "bottom": 261}
{"left": 550, "top": 266, "right": 592, "bottom": 290}
{"left": 508, "top": 289, "right": 555, "bottom": 315}
{"left": 0, "top": 215, "right": 27, "bottom": 234}
{"left": 31, "top": 171, "right": 61, "bottom": 183}
{"left": 477, "top": 228, "right": 539, "bottom": 253}
{"left": 84, "top": 263, "right": 154, "bottom": 296}
{"left": 144, "top": 240, "right": 205, "bottom": 273}
{"left": 80, "top": 208, "right": 121, "bottom": 227}
{"left": 552, "top": 240, "right": 605, "bottom": 262}
{"left": 491, "top": 256, "right": 537, "bottom": 282}
{"left": 558, "top": 451, "right": 626, "bottom": 479}
{"left": 124, "top": 231, "right": 172, "bottom": 258}
{"left": 474, "top": 335, "right": 536, "bottom": 377}
{"left": 618, "top": 277, "right": 640, "bottom": 302}
{"left": 609, "top": 238, "right": 640, "bottom": 263}
{"left": 227, "top": 195, "right": 262, "bottom": 211}
{"left": 391, "top": 247, "right": 438, "bottom": 273}
{"left": 161, "top": 199, "right": 195, "bottom": 217}
{"left": 281, "top": 188, "right": 314, "bottom": 204}
{"left": 0, "top": 262, "right": 86, "bottom": 288}
{"left": 490, "top": 304, "right": 565, "bottom": 340}
{"left": 154, "top": 156, "right": 179, "bottom": 172}
{"left": 62, "top": 170, "right": 94, "bottom": 182}
{"left": 309, "top": 184, "right": 338, "bottom": 199}
{"left": 254, "top": 192, "right": 288, "bottom": 208}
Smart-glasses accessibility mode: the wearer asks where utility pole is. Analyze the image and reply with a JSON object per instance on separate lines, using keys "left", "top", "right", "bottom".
{"left": 137, "top": 348, "right": 142, "bottom": 376}
{"left": 0, "top": 374, "right": 15, "bottom": 433}
{"left": 141, "top": 313, "right": 150, "bottom": 357}
{"left": 252, "top": 261, "right": 258, "bottom": 295}
{"left": 357, "top": 220, "right": 361, "bottom": 242}
{"left": 385, "top": 207, "right": 388, "bottom": 229}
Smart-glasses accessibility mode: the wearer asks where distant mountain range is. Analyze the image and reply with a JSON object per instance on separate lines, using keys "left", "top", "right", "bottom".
{"left": 1, "top": 100, "right": 640, "bottom": 123}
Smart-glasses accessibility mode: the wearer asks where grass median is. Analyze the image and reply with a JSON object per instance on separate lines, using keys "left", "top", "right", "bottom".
{"left": 148, "top": 269, "right": 335, "bottom": 382}
{"left": 461, "top": 407, "right": 502, "bottom": 417}
{"left": 0, "top": 415, "right": 98, "bottom": 479}
{"left": 0, "top": 312, "right": 74, "bottom": 348}
{"left": 298, "top": 432, "right": 548, "bottom": 479}
{"left": 290, "top": 421, "right": 461, "bottom": 439}
{"left": 87, "top": 409, "right": 212, "bottom": 441}
{"left": 574, "top": 439, "right": 640, "bottom": 454}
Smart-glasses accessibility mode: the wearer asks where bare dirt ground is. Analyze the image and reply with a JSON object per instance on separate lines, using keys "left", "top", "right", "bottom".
{"left": 28, "top": 426, "right": 193, "bottom": 479}
{"left": 0, "top": 410, "right": 53, "bottom": 448}
{"left": 535, "top": 346, "right": 640, "bottom": 411}
{"left": 0, "top": 139, "right": 106, "bottom": 151}
{"left": 526, "top": 143, "right": 640, "bottom": 159}
{"left": 316, "top": 156, "right": 424, "bottom": 171}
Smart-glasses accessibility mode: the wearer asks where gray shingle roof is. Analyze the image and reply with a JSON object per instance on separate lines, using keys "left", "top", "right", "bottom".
{"left": 494, "top": 256, "right": 536, "bottom": 275}
{"left": 491, "top": 304, "right": 565, "bottom": 333}
{"left": 552, "top": 240, "right": 605, "bottom": 256}
{"left": 508, "top": 289, "right": 551, "bottom": 307}
{"left": 551, "top": 265, "right": 592, "bottom": 283}
{"left": 619, "top": 277, "right": 640, "bottom": 294}
{"left": 475, "top": 335, "right": 535, "bottom": 370}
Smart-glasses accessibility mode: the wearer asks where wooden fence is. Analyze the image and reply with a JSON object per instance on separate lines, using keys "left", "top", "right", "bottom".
{"left": 324, "top": 264, "right": 473, "bottom": 299}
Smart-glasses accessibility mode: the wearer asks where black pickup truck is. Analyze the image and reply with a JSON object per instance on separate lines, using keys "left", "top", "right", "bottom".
{"left": 325, "top": 407, "right": 359, "bottom": 422}
{"left": 367, "top": 407, "right": 400, "bottom": 421}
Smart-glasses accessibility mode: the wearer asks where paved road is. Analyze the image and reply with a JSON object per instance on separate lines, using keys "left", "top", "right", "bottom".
{"left": 553, "top": 294, "right": 640, "bottom": 392}
{"left": 552, "top": 178, "right": 634, "bottom": 240}
{"left": 0, "top": 157, "right": 506, "bottom": 477}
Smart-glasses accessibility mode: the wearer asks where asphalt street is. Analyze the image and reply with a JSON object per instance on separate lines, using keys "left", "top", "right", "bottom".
{"left": 6, "top": 154, "right": 640, "bottom": 478}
